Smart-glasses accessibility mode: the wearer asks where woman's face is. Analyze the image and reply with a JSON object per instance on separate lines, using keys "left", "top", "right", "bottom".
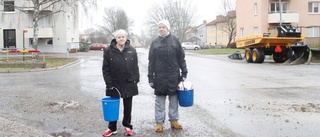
{"left": 158, "top": 24, "right": 168, "bottom": 36}
{"left": 116, "top": 35, "right": 126, "bottom": 46}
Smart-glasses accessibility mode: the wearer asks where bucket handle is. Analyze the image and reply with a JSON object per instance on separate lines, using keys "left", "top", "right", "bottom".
{"left": 181, "top": 82, "right": 187, "bottom": 91}
{"left": 113, "top": 87, "right": 122, "bottom": 98}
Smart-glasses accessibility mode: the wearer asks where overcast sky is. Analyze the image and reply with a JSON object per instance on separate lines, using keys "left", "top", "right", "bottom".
{"left": 80, "top": 0, "right": 221, "bottom": 35}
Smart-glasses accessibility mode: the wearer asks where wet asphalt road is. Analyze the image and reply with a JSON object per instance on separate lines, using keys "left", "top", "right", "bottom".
{"left": 0, "top": 48, "right": 320, "bottom": 137}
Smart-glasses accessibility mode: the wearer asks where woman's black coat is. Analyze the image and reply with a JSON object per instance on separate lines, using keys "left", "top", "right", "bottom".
{"left": 102, "top": 39, "right": 139, "bottom": 98}
{"left": 148, "top": 34, "right": 188, "bottom": 96}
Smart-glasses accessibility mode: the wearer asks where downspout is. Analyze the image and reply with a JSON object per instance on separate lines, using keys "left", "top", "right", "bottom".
{"left": 279, "top": 0, "right": 282, "bottom": 26}
{"left": 215, "top": 25, "right": 217, "bottom": 47}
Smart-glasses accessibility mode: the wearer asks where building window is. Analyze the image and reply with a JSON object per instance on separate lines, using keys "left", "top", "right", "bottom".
{"left": 4, "top": 1, "right": 15, "bottom": 12}
{"left": 254, "top": 3, "right": 257, "bottom": 16}
{"left": 240, "top": 28, "right": 244, "bottom": 38}
{"left": 253, "top": 27, "right": 259, "bottom": 35}
{"left": 308, "top": 27, "right": 320, "bottom": 37}
{"left": 29, "top": 39, "right": 33, "bottom": 46}
{"left": 46, "top": 39, "right": 53, "bottom": 45}
{"left": 309, "top": 2, "right": 320, "bottom": 13}
{"left": 39, "top": 15, "right": 53, "bottom": 27}
{"left": 271, "top": 2, "right": 288, "bottom": 13}
{"left": 38, "top": 12, "right": 53, "bottom": 27}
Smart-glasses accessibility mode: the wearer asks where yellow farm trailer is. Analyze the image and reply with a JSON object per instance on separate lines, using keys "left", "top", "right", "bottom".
{"left": 235, "top": 25, "right": 320, "bottom": 64}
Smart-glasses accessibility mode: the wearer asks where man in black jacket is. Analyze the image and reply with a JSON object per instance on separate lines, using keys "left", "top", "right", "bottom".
{"left": 102, "top": 29, "right": 139, "bottom": 136}
{"left": 148, "top": 20, "right": 188, "bottom": 132}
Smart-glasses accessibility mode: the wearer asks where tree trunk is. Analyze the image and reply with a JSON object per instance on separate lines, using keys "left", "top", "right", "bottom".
{"left": 32, "top": 1, "right": 40, "bottom": 50}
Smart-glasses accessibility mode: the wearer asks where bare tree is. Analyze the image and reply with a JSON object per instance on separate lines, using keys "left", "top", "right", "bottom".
{"left": 145, "top": 0, "right": 198, "bottom": 42}
{"left": 0, "top": 0, "right": 97, "bottom": 50}
{"left": 219, "top": 0, "right": 236, "bottom": 15}
{"left": 89, "top": 30, "right": 108, "bottom": 44}
{"left": 218, "top": 0, "right": 236, "bottom": 47}
{"left": 99, "top": 7, "right": 133, "bottom": 39}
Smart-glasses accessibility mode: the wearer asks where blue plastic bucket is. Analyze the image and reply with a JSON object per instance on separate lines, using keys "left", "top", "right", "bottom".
{"left": 177, "top": 89, "right": 194, "bottom": 107}
{"left": 101, "top": 97, "right": 120, "bottom": 121}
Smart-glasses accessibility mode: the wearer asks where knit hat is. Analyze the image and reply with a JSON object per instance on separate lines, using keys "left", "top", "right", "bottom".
{"left": 158, "top": 20, "right": 171, "bottom": 30}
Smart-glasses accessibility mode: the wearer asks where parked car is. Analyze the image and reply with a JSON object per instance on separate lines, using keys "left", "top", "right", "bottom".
{"left": 89, "top": 43, "right": 106, "bottom": 50}
{"left": 181, "top": 42, "right": 200, "bottom": 50}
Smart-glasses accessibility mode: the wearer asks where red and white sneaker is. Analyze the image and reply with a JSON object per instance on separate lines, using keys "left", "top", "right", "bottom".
{"left": 102, "top": 129, "right": 117, "bottom": 137}
{"left": 125, "top": 128, "right": 133, "bottom": 136}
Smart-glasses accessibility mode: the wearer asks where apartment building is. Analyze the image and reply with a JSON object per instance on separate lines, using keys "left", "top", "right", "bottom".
{"left": 0, "top": 0, "right": 79, "bottom": 53}
{"left": 197, "top": 20, "right": 208, "bottom": 46}
{"left": 184, "top": 20, "right": 208, "bottom": 46}
{"left": 206, "top": 11, "right": 236, "bottom": 48}
{"left": 236, "top": 0, "right": 320, "bottom": 46}
{"left": 206, "top": 20, "right": 217, "bottom": 46}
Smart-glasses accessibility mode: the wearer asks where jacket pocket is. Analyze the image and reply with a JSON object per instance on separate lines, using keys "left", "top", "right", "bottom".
{"left": 126, "top": 71, "right": 136, "bottom": 82}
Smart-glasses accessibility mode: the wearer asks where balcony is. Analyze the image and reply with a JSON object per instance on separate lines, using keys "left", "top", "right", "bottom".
{"left": 268, "top": 12, "right": 299, "bottom": 23}
{"left": 24, "top": 27, "right": 54, "bottom": 38}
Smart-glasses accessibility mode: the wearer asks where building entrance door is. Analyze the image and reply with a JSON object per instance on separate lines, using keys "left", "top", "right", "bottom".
{"left": 3, "top": 29, "right": 16, "bottom": 49}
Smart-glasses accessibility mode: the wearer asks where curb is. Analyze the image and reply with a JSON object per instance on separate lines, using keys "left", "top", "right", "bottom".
{"left": 0, "top": 59, "right": 81, "bottom": 73}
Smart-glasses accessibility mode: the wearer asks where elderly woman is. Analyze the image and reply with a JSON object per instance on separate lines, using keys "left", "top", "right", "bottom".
{"left": 102, "top": 29, "right": 139, "bottom": 136}
{"left": 148, "top": 20, "right": 188, "bottom": 132}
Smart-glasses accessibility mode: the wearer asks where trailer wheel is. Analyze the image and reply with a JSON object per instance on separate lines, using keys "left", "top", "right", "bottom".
{"left": 273, "top": 53, "right": 285, "bottom": 63}
{"left": 252, "top": 48, "right": 265, "bottom": 63}
{"left": 273, "top": 49, "right": 292, "bottom": 63}
{"left": 245, "top": 48, "right": 253, "bottom": 63}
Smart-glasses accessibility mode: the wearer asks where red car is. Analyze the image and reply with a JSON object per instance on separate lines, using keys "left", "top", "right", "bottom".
{"left": 89, "top": 43, "right": 106, "bottom": 50}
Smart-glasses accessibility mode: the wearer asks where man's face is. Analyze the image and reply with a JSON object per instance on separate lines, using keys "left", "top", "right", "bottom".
{"left": 116, "top": 35, "right": 126, "bottom": 46}
{"left": 158, "top": 24, "right": 168, "bottom": 36}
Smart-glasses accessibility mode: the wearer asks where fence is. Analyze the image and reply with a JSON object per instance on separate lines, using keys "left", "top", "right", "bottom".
{"left": 304, "top": 37, "right": 320, "bottom": 47}
{"left": 0, "top": 48, "right": 46, "bottom": 68}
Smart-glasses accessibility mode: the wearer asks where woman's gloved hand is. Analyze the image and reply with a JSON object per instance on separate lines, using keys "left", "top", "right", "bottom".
{"left": 106, "top": 83, "right": 115, "bottom": 90}
{"left": 180, "top": 76, "right": 186, "bottom": 82}
{"left": 149, "top": 82, "right": 155, "bottom": 89}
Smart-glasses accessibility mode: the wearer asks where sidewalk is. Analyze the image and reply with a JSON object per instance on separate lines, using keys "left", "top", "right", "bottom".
{"left": 0, "top": 51, "right": 100, "bottom": 73}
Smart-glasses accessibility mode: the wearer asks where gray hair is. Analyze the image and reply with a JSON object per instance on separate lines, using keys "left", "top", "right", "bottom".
{"left": 113, "top": 29, "right": 128, "bottom": 38}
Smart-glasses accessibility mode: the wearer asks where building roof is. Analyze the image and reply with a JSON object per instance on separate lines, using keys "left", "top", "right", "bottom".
{"left": 206, "top": 20, "right": 217, "bottom": 26}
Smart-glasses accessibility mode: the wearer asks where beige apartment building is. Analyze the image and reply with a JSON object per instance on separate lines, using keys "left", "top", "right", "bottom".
{"left": 236, "top": 0, "right": 320, "bottom": 46}
{"left": 0, "top": 0, "right": 79, "bottom": 53}
{"left": 206, "top": 11, "right": 236, "bottom": 48}
{"left": 206, "top": 20, "right": 217, "bottom": 47}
